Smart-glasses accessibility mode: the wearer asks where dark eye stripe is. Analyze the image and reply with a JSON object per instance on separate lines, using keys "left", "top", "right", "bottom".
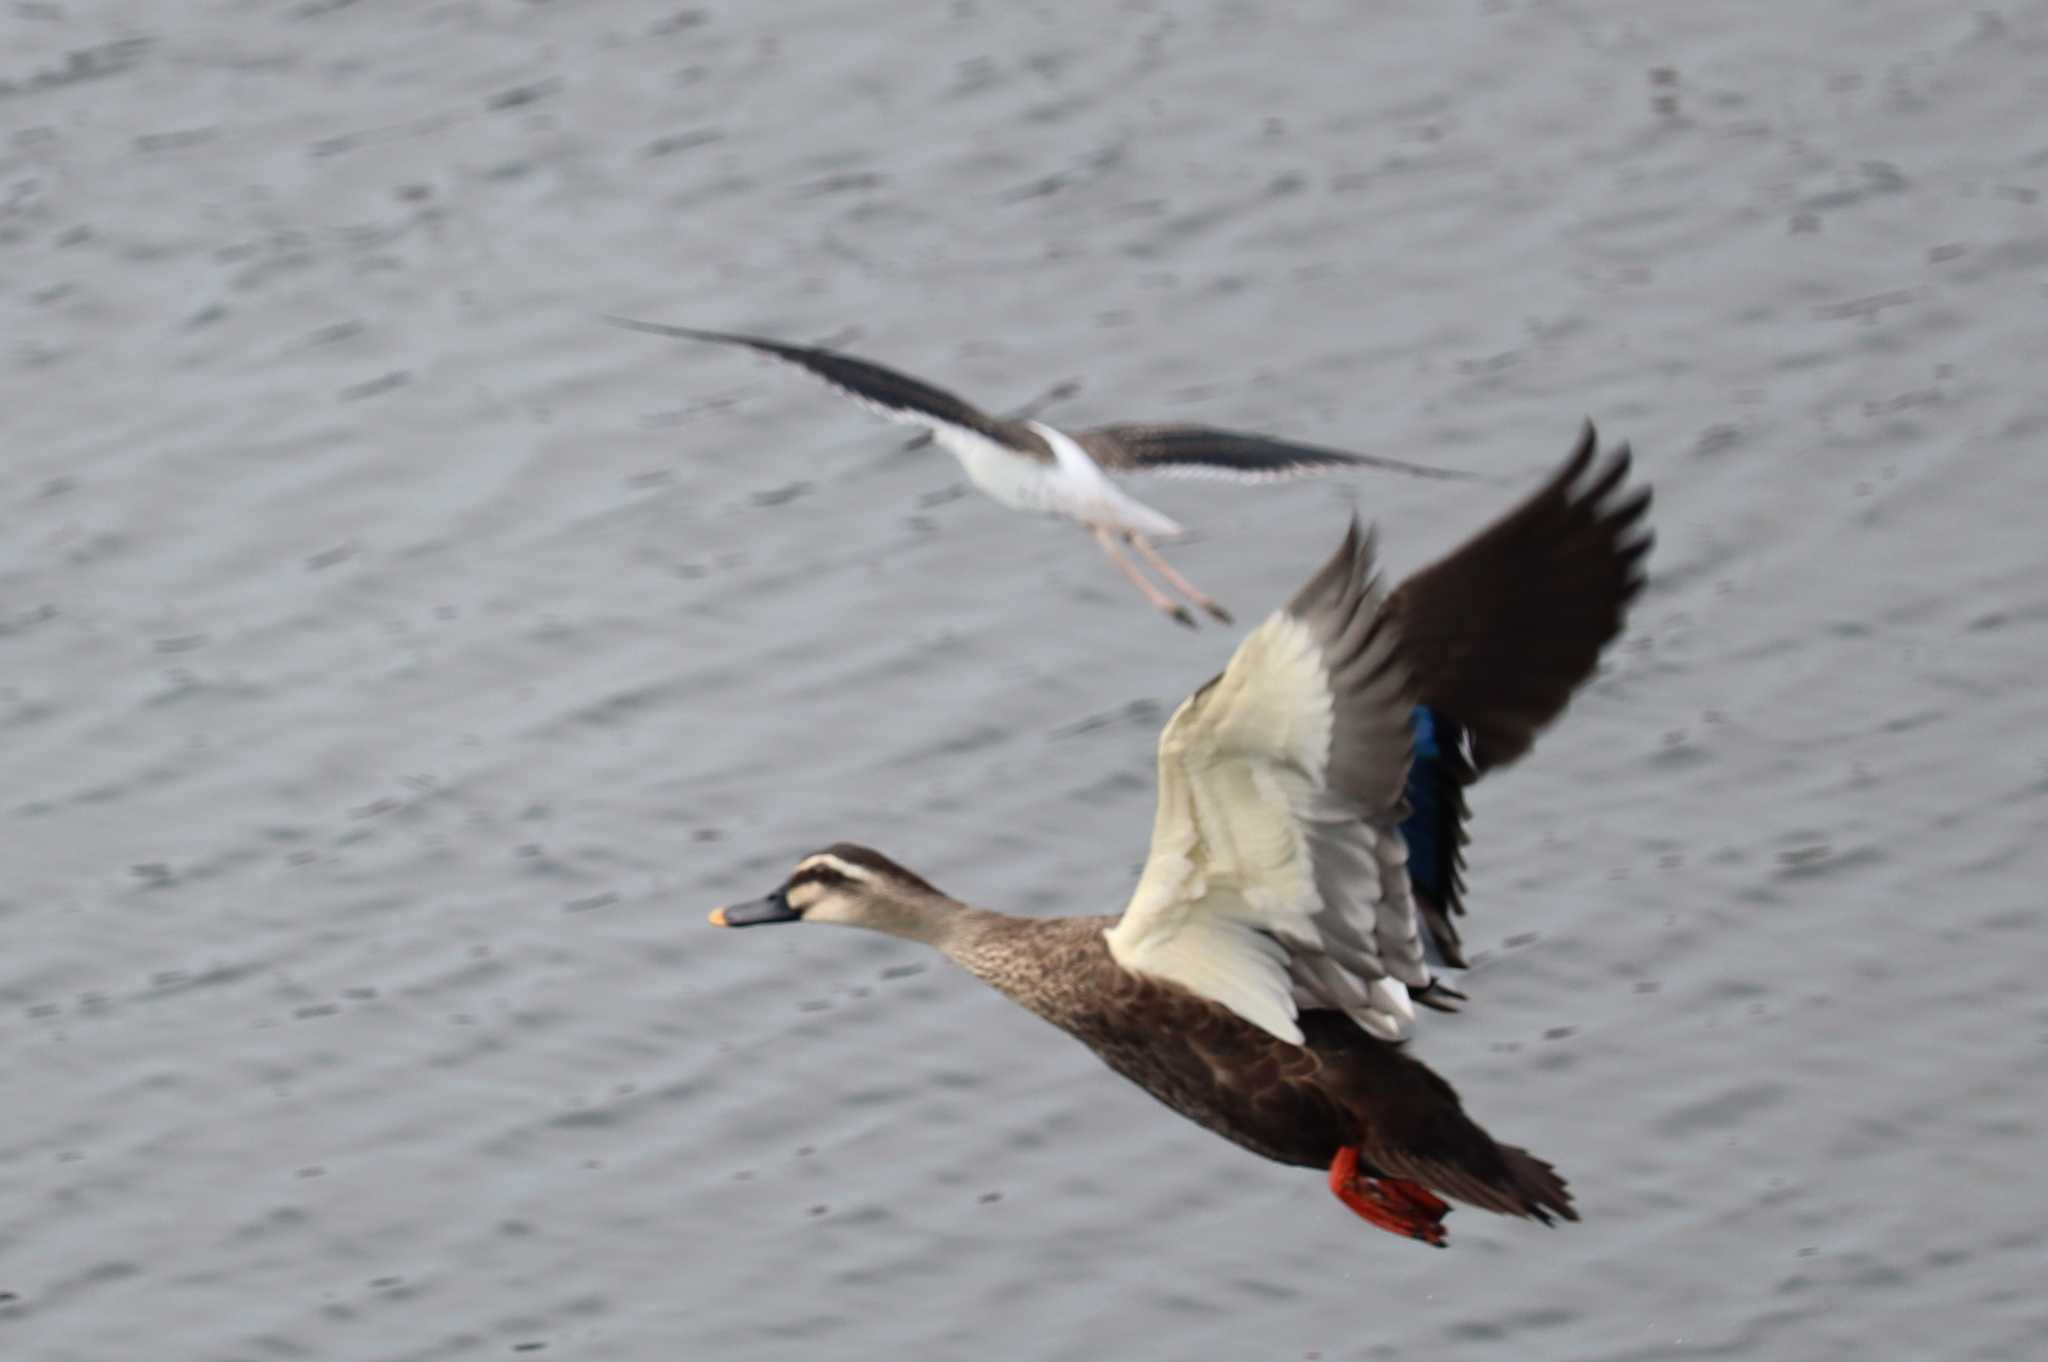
{"left": 788, "top": 865, "right": 852, "bottom": 891}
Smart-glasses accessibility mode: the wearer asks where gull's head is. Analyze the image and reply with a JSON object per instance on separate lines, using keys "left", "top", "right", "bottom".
{"left": 709, "top": 843, "right": 949, "bottom": 933}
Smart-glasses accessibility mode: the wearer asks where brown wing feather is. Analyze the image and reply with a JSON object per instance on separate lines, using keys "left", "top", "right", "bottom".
{"left": 1384, "top": 423, "right": 1651, "bottom": 958}
{"left": 1385, "top": 422, "right": 1651, "bottom": 773}
{"left": 1412, "top": 739, "right": 1477, "bottom": 971}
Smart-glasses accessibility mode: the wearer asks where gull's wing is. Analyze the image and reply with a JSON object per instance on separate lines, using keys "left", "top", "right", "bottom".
{"left": 1074, "top": 423, "right": 1476, "bottom": 483}
{"left": 1385, "top": 422, "right": 1653, "bottom": 965}
{"left": 602, "top": 316, "right": 1054, "bottom": 463}
{"left": 1103, "top": 521, "right": 1430, "bottom": 1045}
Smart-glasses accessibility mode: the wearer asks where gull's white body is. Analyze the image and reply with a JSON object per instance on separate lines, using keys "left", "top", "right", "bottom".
{"left": 932, "top": 421, "right": 1186, "bottom": 539}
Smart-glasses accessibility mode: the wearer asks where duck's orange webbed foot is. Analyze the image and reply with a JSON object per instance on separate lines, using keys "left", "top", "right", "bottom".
{"left": 1328, "top": 1146, "right": 1450, "bottom": 1248}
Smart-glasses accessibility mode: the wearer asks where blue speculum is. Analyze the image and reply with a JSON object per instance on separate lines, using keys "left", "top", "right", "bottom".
{"left": 1400, "top": 705, "right": 1460, "bottom": 905}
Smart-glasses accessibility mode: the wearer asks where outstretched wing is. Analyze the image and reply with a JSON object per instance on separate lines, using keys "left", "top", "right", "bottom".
{"left": 1104, "top": 522, "right": 1431, "bottom": 1045}
{"left": 1385, "top": 422, "right": 1653, "bottom": 964}
{"left": 1076, "top": 423, "right": 1475, "bottom": 483}
{"left": 602, "top": 316, "right": 1054, "bottom": 462}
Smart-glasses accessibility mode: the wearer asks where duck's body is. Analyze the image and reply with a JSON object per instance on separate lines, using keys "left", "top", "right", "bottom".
{"left": 708, "top": 426, "right": 1652, "bottom": 1247}
{"left": 604, "top": 315, "right": 1473, "bottom": 626}
{"left": 946, "top": 908, "right": 1564, "bottom": 1211}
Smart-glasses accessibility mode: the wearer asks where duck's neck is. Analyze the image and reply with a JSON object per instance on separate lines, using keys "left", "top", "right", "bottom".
{"left": 846, "top": 891, "right": 1011, "bottom": 960}
{"left": 850, "top": 891, "right": 1104, "bottom": 1030}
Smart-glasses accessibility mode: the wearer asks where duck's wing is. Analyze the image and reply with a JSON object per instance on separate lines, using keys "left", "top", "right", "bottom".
{"left": 1075, "top": 423, "right": 1475, "bottom": 483}
{"left": 602, "top": 316, "right": 1055, "bottom": 464}
{"left": 1103, "top": 521, "right": 1432, "bottom": 1046}
{"left": 1383, "top": 422, "right": 1653, "bottom": 965}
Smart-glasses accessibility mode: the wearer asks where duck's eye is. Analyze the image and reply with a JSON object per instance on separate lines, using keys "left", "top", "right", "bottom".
{"left": 783, "top": 867, "right": 853, "bottom": 911}
{"left": 790, "top": 866, "right": 851, "bottom": 893}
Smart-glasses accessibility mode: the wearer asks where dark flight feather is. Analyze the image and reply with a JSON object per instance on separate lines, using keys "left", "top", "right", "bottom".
{"left": 1383, "top": 422, "right": 1652, "bottom": 963}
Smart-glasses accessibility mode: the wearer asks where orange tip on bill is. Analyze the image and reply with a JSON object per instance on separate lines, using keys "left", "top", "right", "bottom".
{"left": 707, "top": 906, "right": 730, "bottom": 927}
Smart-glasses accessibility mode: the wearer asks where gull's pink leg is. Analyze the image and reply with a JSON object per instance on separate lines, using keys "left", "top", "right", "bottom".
{"left": 1091, "top": 525, "right": 1196, "bottom": 628}
{"left": 1129, "top": 533, "right": 1233, "bottom": 624}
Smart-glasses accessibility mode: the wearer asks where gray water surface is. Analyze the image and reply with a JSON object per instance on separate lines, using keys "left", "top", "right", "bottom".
{"left": 4, "top": 2, "right": 2046, "bottom": 1359}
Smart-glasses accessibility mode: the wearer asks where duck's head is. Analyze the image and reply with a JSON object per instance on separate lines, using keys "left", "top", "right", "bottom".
{"left": 709, "top": 843, "right": 951, "bottom": 937}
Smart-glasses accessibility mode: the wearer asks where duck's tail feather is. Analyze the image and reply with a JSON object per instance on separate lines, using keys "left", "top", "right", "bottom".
{"left": 1495, "top": 1144, "right": 1579, "bottom": 1226}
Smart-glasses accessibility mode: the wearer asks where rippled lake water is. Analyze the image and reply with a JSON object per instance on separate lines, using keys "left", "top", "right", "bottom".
{"left": 4, "top": 2, "right": 2046, "bottom": 1359}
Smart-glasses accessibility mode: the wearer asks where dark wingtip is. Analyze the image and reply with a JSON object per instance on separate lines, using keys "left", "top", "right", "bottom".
{"left": 1622, "top": 531, "right": 1656, "bottom": 580}
{"left": 603, "top": 314, "right": 708, "bottom": 340}
{"left": 1567, "top": 419, "right": 1598, "bottom": 472}
{"left": 1284, "top": 514, "right": 1369, "bottom": 623}
{"left": 1413, "top": 977, "right": 1468, "bottom": 1013}
{"left": 1353, "top": 452, "right": 1484, "bottom": 483}
{"left": 600, "top": 315, "right": 769, "bottom": 350}
{"left": 1352, "top": 518, "right": 1380, "bottom": 585}
{"left": 1417, "top": 893, "right": 1470, "bottom": 971}
{"left": 1270, "top": 437, "right": 1482, "bottom": 484}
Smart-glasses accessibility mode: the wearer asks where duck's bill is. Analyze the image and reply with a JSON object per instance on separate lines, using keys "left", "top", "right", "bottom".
{"left": 708, "top": 890, "right": 798, "bottom": 928}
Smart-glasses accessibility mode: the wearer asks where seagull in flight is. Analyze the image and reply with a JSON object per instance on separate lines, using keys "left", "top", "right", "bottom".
{"left": 604, "top": 316, "right": 1474, "bottom": 627}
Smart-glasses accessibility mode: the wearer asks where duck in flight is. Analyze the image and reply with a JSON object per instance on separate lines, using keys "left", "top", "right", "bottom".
{"left": 707, "top": 427, "right": 1652, "bottom": 1246}
{"left": 604, "top": 316, "right": 1473, "bottom": 627}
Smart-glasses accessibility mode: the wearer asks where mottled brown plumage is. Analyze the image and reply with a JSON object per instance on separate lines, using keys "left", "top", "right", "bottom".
{"left": 947, "top": 911, "right": 1574, "bottom": 1223}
